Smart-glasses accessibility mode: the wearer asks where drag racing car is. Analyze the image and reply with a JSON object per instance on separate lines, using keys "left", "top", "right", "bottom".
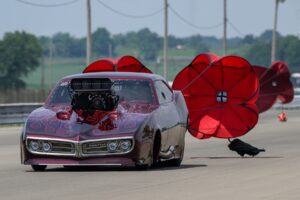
{"left": 21, "top": 54, "right": 294, "bottom": 171}
{"left": 20, "top": 68, "right": 188, "bottom": 171}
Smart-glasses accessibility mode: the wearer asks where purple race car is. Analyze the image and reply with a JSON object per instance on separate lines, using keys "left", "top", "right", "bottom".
{"left": 20, "top": 72, "right": 188, "bottom": 171}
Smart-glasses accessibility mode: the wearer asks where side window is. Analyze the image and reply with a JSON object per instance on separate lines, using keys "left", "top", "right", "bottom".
{"left": 155, "top": 80, "right": 173, "bottom": 104}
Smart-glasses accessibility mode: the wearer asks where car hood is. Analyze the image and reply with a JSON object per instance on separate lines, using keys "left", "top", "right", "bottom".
{"left": 25, "top": 103, "right": 158, "bottom": 141}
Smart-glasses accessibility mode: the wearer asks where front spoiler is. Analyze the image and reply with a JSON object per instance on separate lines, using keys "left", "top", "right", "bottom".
{"left": 24, "top": 157, "right": 135, "bottom": 167}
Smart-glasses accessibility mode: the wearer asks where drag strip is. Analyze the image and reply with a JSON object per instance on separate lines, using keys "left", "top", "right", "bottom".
{"left": 0, "top": 110, "right": 299, "bottom": 200}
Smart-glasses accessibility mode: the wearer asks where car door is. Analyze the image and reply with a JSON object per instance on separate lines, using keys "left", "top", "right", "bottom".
{"left": 154, "top": 80, "right": 181, "bottom": 151}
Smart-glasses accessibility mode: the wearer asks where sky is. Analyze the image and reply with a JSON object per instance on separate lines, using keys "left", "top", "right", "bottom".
{"left": 1, "top": 0, "right": 300, "bottom": 39}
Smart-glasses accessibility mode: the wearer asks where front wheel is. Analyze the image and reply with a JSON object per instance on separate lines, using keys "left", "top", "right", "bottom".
{"left": 151, "top": 132, "right": 161, "bottom": 168}
{"left": 31, "top": 165, "right": 47, "bottom": 171}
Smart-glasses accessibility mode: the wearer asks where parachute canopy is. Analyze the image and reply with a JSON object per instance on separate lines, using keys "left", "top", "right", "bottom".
{"left": 254, "top": 61, "right": 294, "bottom": 113}
{"left": 83, "top": 58, "right": 115, "bottom": 73}
{"left": 83, "top": 56, "right": 152, "bottom": 73}
{"left": 172, "top": 53, "right": 259, "bottom": 140}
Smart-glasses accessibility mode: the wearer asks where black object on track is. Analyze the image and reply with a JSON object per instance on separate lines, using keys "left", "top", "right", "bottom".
{"left": 228, "top": 139, "right": 265, "bottom": 157}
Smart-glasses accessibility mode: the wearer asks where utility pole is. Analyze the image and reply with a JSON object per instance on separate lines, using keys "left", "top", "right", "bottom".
{"left": 163, "top": 0, "right": 168, "bottom": 80}
{"left": 40, "top": 56, "right": 45, "bottom": 98}
{"left": 271, "top": 0, "right": 279, "bottom": 63}
{"left": 86, "top": 0, "right": 92, "bottom": 65}
{"left": 223, "top": 0, "right": 227, "bottom": 56}
{"left": 49, "top": 38, "right": 53, "bottom": 88}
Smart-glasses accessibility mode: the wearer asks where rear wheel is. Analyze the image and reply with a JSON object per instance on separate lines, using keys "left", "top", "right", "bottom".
{"left": 31, "top": 165, "right": 47, "bottom": 171}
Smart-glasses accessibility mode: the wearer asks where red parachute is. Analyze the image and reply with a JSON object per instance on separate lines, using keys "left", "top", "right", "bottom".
{"left": 254, "top": 61, "right": 294, "bottom": 113}
{"left": 83, "top": 55, "right": 152, "bottom": 73}
{"left": 116, "top": 56, "right": 152, "bottom": 73}
{"left": 172, "top": 53, "right": 259, "bottom": 139}
{"left": 83, "top": 58, "right": 116, "bottom": 73}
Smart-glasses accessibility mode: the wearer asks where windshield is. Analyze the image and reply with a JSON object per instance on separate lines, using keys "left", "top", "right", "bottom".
{"left": 114, "top": 80, "right": 154, "bottom": 103}
{"left": 48, "top": 79, "right": 155, "bottom": 105}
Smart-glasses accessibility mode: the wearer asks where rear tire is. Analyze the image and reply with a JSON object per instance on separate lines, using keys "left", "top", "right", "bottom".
{"left": 31, "top": 165, "right": 47, "bottom": 171}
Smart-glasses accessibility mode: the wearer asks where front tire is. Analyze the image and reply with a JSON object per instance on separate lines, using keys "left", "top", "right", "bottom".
{"left": 151, "top": 132, "right": 161, "bottom": 168}
{"left": 135, "top": 132, "right": 161, "bottom": 170}
{"left": 135, "top": 164, "right": 150, "bottom": 170}
{"left": 165, "top": 157, "right": 183, "bottom": 167}
{"left": 31, "top": 165, "right": 47, "bottom": 171}
{"left": 164, "top": 144, "right": 184, "bottom": 167}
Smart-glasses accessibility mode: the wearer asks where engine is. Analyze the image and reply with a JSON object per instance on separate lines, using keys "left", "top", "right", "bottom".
{"left": 70, "top": 78, "right": 119, "bottom": 112}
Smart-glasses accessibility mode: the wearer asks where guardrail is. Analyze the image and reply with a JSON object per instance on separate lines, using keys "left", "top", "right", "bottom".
{"left": 0, "top": 96, "right": 299, "bottom": 125}
{"left": 273, "top": 95, "right": 300, "bottom": 110}
{"left": 0, "top": 103, "right": 43, "bottom": 124}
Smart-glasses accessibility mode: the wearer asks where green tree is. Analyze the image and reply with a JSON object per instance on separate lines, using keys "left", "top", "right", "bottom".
{"left": 168, "top": 35, "right": 185, "bottom": 48}
{"left": 242, "top": 34, "right": 256, "bottom": 45}
{"left": 113, "top": 33, "right": 126, "bottom": 47}
{"left": 277, "top": 35, "right": 300, "bottom": 72}
{"left": 70, "top": 38, "right": 85, "bottom": 57}
{"left": 244, "top": 41, "right": 271, "bottom": 66}
{"left": 45, "top": 33, "right": 85, "bottom": 58}
{"left": 39, "top": 36, "right": 51, "bottom": 57}
{"left": 123, "top": 31, "right": 140, "bottom": 56}
{"left": 259, "top": 30, "right": 281, "bottom": 42}
{"left": 136, "top": 28, "right": 162, "bottom": 60}
{"left": 115, "top": 29, "right": 161, "bottom": 60}
{"left": 92, "top": 27, "right": 114, "bottom": 57}
{"left": 186, "top": 34, "right": 209, "bottom": 54}
{"left": 0, "top": 31, "right": 42, "bottom": 89}
{"left": 52, "top": 32, "right": 74, "bottom": 57}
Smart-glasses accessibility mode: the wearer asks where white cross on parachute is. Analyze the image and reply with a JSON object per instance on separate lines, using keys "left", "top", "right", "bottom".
{"left": 216, "top": 91, "right": 228, "bottom": 103}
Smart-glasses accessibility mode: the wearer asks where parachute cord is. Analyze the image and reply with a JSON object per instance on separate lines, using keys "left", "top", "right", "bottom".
{"left": 228, "top": 138, "right": 232, "bottom": 143}
{"left": 181, "top": 62, "right": 212, "bottom": 92}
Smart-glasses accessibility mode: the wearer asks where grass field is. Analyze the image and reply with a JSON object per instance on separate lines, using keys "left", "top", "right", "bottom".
{"left": 21, "top": 52, "right": 196, "bottom": 90}
{"left": 21, "top": 57, "right": 86, "bottom": 89}
{"left": 21, "top": 57, "right": 191, "bottom": 89}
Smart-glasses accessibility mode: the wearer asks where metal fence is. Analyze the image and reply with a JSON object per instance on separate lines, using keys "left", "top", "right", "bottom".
{"left": 0, "top": 89, "right": 49, "bottom": 104}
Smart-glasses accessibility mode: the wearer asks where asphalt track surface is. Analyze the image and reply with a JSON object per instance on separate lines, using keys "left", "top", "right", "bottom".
{"left": 0, "top": 110, "right": 299, "bottom": 200}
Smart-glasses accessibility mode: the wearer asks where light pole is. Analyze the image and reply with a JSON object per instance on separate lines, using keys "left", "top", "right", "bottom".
{"left": 271, "top": 0, "right": 286, "bottom": 62}
{"left": 271, "top": 0, "right": 279, "bottom": 62}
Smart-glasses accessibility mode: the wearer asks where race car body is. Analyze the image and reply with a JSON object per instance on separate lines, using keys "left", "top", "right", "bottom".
{"left": 20, "top": 72, "right": 188, "bottom": 170}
